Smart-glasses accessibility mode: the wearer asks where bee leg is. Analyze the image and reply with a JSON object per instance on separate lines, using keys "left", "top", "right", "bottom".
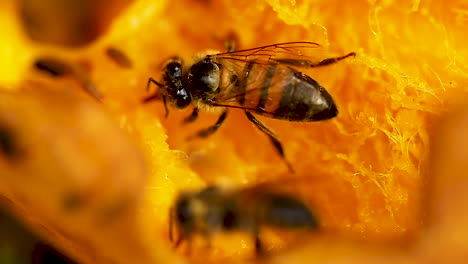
{"left": 141, "top": 93, "right": 160, "bottom": 103}
{"left": 182, "top": 107, "right": 199, "bottom": 124}
{"left": 171, "top": 208, "right": 186, "bottom": 250}
{"left": 245, "top": 112, "right": 295, "bottom": 173}
{"left": 185, "top": 236, "right": 193, "bottom": 256}
{"left": 163, "top": 96, "right": 170, "bottom": 118}
{"left": 188, "top": 110, "right": 228, "bottom": 139}
{"left": 142, "top": 78, "right": 162, "bottom": 102}
{"left": 174, "top": 233, "right": 185, "bottom": 249}
{"left": 224, "top": 31, "right": 240, "bottom": 52}
{"left": 146, "top": 77, "right": 163, "bottom": 92}
{"left": 204, "top": 235, "right": 213, "bottom": 252}
{"left": 225, "top": 41, "right": 235, "bottom": 52}
{"left": 310, "top": 52, "right": 356, "bottom": 68}
{"left": 169, "top": 207, "right": 174, "bottom": 243}
{"left": 255, "top": 236, "right": 263, "bottom": 256}
{"left": 252, "top": 229, "right": 264, "bottom": 257}
{"left": 225, "top": 40, "right": 237, "bottom": 52}
{"left": 142, "top": 94, "right": 170, "bottom": 118}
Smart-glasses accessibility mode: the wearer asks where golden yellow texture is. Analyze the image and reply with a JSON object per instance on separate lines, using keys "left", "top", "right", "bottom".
{"left": 0, "top": 0, "right": 467, "bottom": 263}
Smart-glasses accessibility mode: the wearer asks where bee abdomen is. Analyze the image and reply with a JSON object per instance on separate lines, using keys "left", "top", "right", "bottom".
{"left": 260, "top": 194, "right": 318, "bottom": 228}
{"left": 272, "top": 71, "right": 338, "bottom": 122}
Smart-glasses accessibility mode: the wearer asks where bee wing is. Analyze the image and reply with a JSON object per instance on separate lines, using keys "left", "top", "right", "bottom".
{"left": 208, "top": 42, "right": 328, "bottom": 114}
{"left": 235, "top": 181, "right": 319, "bottom": 228}
{"left": 212, "top": 41, "right": 322, "bottom": 66}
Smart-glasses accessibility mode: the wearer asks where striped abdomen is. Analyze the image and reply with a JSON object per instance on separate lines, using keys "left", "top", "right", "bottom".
{"left": 236, "top": 62, "right": 338, "bottom": 122}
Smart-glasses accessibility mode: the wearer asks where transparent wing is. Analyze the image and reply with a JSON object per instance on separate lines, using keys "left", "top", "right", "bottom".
{"left": 208, "top": 42, "right": 351, "bottom": 114}
{"left": 211, "top": 41, "right": 322, "bottom": 66}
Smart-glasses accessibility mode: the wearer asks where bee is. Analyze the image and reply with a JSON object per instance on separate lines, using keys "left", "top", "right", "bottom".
{"left": 143, "top": 42, "right": 355, "bottom": 171}
{"left": 169, "top": 185, "right": 318, "bottom": 256}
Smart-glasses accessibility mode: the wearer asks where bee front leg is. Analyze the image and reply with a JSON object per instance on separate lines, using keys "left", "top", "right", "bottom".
{"left": 250, "top": 227, "right": 265, "bottom": 258}
{"left": 225, "top": 40, "right": 236, "bottom": 53}
{"left": 254, "top": 234, "right": 263, "bottom": 257}
{"left": 142, "top": 78, "right": 164, "bottom": 103}
{"left": 174, "top": 233, "right": 185, "bottom": 249}
{"left": 245, "top": 112, "right": 295, "bottom": 173}
{"left": 203, "top": 233, "right": 213, "bottom": 253}
{"left": 182, "top": 107, "right": 199, "bottom": 124}
{"left": 170, "top": 207, "right": 187, "bottom": 251}
{"left": 187, "top": 110, "right": 228, "bottom": 139}
{"left": 185, "top": 237, "right": 193, "bottom": 256}
{"left": 169, "top": 206, "right": 175, "bottom": 243}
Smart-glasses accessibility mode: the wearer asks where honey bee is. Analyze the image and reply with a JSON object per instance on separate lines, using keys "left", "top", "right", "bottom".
{"left": 144, "top": 42, "right": 355, "bottom": 171}
{"left": 170, "top": 185, "right": 318, "bottom": 256}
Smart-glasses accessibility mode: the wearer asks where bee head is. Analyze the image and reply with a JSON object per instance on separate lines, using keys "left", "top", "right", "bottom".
{"left": 174, "top": 191, "right": 210, "bottom": 233}
{"left": 174, "top": 194, "right": 195, "bottom": 232}
{"left": 160, "top": 57, "right": 192, "bottom": 110}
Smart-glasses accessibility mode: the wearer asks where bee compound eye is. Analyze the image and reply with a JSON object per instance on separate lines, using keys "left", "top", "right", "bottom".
{"left": 222, "top": 209, "right": 238, "bottom": 230}
{"left": 176, "top": 197, "right": 192, "bottom": 224}
{"left": 164, "top": 60, "right": 183, "bottom": 79}
{"left": 174, "top": 88, "right": 191, "bottom": 109}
